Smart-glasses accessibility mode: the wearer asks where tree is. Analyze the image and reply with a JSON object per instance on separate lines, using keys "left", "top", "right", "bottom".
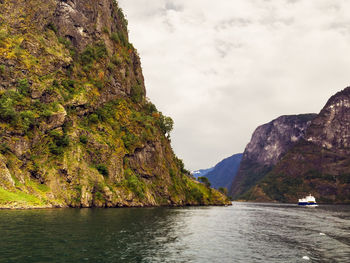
{"left": 158, "top": 113, "right": 174, "bottom": 138}
{"left": 218, "top": 187, "right": 228, "bottom": 196}
{"left": 198, "top": 176, "right": 211, "bottom": 188}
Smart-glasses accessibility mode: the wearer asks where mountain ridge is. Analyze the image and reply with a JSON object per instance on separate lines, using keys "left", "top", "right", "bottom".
{"left": 232, "top": 87, "right": 350, "bottom": 204}
{"left": 230, "top": 114, "right": 316, "bottom": 199}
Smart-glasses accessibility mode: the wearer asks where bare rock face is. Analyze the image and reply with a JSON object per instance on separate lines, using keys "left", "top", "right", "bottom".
{"left": 230, "top": 114, "right": 316, "bottom": 199}
{"left": 0, "top": 155, "right": 15, "bottom": 188}
{"left": 244, "top": 115, "right": 316, "bottom": 166}
{"left": 255, "top": 87, "right": 350, "bottom": 204}
{"left": 238, "top": 87, "right": 350, "bottom": 204}
{"left": 306, "top": 87, "right": 350, "bottom": 152}
{"left": 54, "top": 0, "right": 125, "bottom": 51}
{"left": 47, "top": 105, "right": 67, "bottom": 130}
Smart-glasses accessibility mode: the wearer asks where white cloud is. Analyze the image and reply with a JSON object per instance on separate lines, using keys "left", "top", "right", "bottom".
{"left": 119, "top": 0, "right": 350, "bottom": 170}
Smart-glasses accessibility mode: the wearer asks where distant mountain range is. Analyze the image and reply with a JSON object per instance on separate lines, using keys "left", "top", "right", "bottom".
{"left": 193, "top": 153, "right": 242, "bottom": 190}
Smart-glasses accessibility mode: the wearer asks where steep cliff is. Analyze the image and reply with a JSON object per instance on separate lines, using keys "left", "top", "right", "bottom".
{"left": 230, "top": 114, "right": 316, "bottom": 199}
{"left": 0, "top": 0, "right": 229, "bottom": 208}
{"left": 249, "top": 87, "right": 350, "bottom": 203}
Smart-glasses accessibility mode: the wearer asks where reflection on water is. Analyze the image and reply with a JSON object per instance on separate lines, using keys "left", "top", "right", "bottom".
{"left": 0, "top": 203, "right": 349, "bottom": 262}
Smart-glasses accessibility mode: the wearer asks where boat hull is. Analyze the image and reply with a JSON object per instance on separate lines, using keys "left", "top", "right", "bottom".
{"left": 298, "top": 202, "right": 318, "bottom": 207}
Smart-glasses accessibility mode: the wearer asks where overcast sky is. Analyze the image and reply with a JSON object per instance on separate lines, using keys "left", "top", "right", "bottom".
{"left": 119, "top": 0, "right": 350, "bottom": 171}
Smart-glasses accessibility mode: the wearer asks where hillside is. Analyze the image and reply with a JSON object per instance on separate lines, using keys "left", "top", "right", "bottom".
{"left": 230, "top": 114, "right": 316, "bottom": 199}
{"left": 0, "top": 0, "right": 229, "bottom": 208}
{"left": 245, "top": 87, "right": 350, "bottom": 203}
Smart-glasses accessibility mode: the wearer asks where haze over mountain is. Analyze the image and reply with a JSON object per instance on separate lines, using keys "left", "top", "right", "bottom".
{"left": 194, "top": 153, "right": 242, "bottom": 190}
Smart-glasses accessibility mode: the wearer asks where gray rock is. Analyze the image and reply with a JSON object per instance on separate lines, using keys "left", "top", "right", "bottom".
{"left": 230, "top": 113, "right": 316, "bottom": 198}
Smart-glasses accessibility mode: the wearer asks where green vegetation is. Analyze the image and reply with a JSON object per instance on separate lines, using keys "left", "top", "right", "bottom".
{"left": 79, "top": 135, "right": 88, "bottom": 144}
{"left": 198, "top": 176, "right": 211, "bottom": 188}
{"left": 0, "top": 0, "right": 229, "bottom": 209}
{"left": 125, "top": 169, "right": 146, "bottom": 199}
{"left": 97, "top": 164, "right": 109, "bottom": 177}
{"left": 47, "top": 22, "right": 58, "bottom": 33}
{"left": 49, "top": 131, "right": 70, "bottom": 156}
{"left": 130, "top": 84, "right": 144, "bottom": 103}
{"left": 110, "top": 32, "right": 120, "bottom": 43}
{"left": 17, "top": 79, "right": 30, "bottom": 95}
{"left": 158, "top": 114, "right": 174, "bottom": 137}
{"left": 0, "top": 65, "right": 5, "bottom": 74}
{"left": 80, "top": 42, "right": 108, "bottom": 70}
{"left": 0, "top": 187, "right": 44, "bottom": 207}
{"left": 218, "top": 187, "right": 228, "bottom": 196}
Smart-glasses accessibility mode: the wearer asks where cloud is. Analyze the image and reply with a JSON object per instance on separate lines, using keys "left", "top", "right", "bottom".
{"left": 119, "top": 0, "right": 350, "bottom": 170}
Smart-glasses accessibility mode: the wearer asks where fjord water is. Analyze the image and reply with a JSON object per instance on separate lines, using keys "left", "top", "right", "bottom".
{"left": 0, "top": 203, "right": 349, "bottom": 263}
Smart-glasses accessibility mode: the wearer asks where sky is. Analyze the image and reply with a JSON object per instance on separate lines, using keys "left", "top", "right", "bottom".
{"left": 118, "top": 0, "right": 350, "bottom": 171}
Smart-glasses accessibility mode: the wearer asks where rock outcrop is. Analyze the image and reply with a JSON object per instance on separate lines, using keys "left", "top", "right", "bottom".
{"left": 251, "top": 87, "right": 350, "bottom": 203}
{"left": 0, "top": 0, "right": 229, "bottom": 208}
{"left": 229, "top": 114, "right": 316, "bottom": 199}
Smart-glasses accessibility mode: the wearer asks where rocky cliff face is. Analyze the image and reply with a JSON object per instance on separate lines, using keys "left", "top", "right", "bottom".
{"left": 0, "top": 0, "right": 229, "bottom": 208}
{"left": 248, "top": 87, "right": 350, "bottom": 203}
{"left": 229, "top": 114, "right": 316, "bottom": 199}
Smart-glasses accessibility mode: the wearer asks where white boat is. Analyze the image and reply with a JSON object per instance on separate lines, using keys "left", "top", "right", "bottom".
{"left": 298, "top": 194, "right": 318, "bottom": 207}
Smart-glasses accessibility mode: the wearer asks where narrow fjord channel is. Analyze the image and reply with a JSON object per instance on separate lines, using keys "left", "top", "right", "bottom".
{"left": 0, "top": 203, "right": 349, "bottom": 262}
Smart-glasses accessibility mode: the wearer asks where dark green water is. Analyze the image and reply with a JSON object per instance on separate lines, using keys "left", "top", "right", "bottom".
{"left": 0, "top": 202, "right": 349, "bottom": 262}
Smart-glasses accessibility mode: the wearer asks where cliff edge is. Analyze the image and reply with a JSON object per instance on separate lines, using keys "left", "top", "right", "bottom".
{"left": 0, "top": 0, "right": 229, "bottom": 208}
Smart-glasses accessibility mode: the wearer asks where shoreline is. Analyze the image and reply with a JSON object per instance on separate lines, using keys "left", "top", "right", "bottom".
{"left": 0, "top": 202, "right": 232, "bottom": 210}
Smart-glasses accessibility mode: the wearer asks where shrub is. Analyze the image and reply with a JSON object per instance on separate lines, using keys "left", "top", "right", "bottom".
{"left": 111, "top": 54, "right": 122, "bottom": 66}
{"left": 47, "top": 23, "right": 58, "bottom": 33}
{"left": 49, "top": 132, "right": 70, "bottom": 155}
{"left": 144, "top": 101, "right": 157, "bottom": 115}
{"left": 95, "top": 42, "right": 108, "bottom": 59}
{"left": 189, "top": 187, "right": 204, "bottom": 203}
{"left": 79, "top": 135, "right": 88, "bottom": 144}
{"left": 81, "top": 46, "right": 96, "bottom": 65}
{"left": 130, "top": 84, "right": 144, "bottom": 103}
{"left": 110, "top": 33, "right": 120, "bottom": 43}
{"left": 125, "top": 170, "right": 145, "bottom": 199}
{"left": 17, "top": 79, "right": 30, "bottom": 95}
{"left": 175, "top": 156, "right": 190, "bottom": 175}
{"left": 218, "top": 187, "right": 228, "bottom": 196}
{"left": 0, "top": 143, "right": 10, "bottom": 154}
{"left": 122, "top": 131, "right": 138, "bottom": 151}
{"left": 102, "top": 27, "right": 110, "bottom": 34}
{"left": 61, "top": 79, "right": 75, "bottom": 92}
{"left": 0, "top": 65, "right": 5, "bottom": 74}
{"left": 80, "top": 42, "right": 107, "bottom": 67}
{"left": 88, "top": 114, "right": 99, "bottom": 124}
{"left": 19, "top": 110, "right": 36, "bottom": 131}
{"left": 157, "top": 113, "right": 174, "bottom": 137}
{"left": 198, "top": 176, "right": 211, "bottom": 188}
{"left": 0, "top": 96, "right": 17, "bottom": 122}
{"left": 97, "top": 164, "right": 109, "bottom": 177}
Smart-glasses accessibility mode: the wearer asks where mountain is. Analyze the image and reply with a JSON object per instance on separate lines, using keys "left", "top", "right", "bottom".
{"left": 245, "top": 87, "right": 350, "bottom": 203}
{"left": 196, "top": 154, "right": 243, "bottom": 190}
{"left": 229, "top": 114, "right": 316, "bottom": 199}
{"left": 192, "top": 167, "right": 214, "bottom": 179}
{"left": 0, "top": 0, "right": 229, "bottom": 208}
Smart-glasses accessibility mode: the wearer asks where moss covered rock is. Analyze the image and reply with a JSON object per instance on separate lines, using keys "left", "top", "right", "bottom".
{"left": 0, "top": 0, "right": 230, "bottom": 208}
